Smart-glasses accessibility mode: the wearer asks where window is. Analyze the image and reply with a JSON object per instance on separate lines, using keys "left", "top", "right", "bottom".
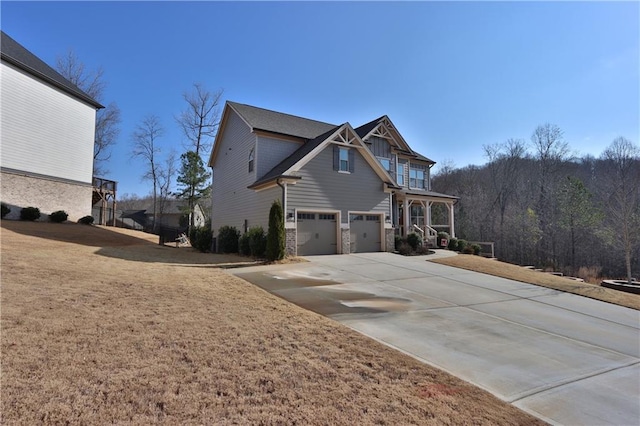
{"left": 248, "top": 148, "right": 255, "bottom": 172}
{"left": 410, "top": 205, "right": 425, "bottom": 227}
{"left": 339, "top": 147, "right": 349, "bottom": 171}
{"left": 319, "top": 214, "right": 336, "bottom": 220}
{"left": 397, "top": 163, "right": 404, "bottom": 186}
{"left": 333, "top": 145, "right": 354, "bottom": 173}
{"left": 366, "top": 215, "right": 380, "bottom": 221}
{"left": 379, "top": 158, "right": 391, "bottom": 171}
{"left": 297, "top": 213, "right": 315, "bottom": 220}
{"left": 409, "top": 167, "right": 426, "bottom": 189}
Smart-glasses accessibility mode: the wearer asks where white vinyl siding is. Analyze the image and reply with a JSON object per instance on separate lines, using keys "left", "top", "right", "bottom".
{"left": 0, "top": 61, "right": 96, "bottom": 184}
{"left": 288, "top": 144, "right": 389, "bottom": 223}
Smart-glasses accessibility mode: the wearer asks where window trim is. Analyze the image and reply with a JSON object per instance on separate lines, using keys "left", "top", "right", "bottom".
{"left": 248, "top": 147, "right": 255, "bottom": 173}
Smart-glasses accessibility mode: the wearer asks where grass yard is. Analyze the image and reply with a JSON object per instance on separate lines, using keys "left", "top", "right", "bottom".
{"left": 430, "top": 255, "right": 640, "bottom": 311}
{"left": 0, "top": 221, "right": 543, "bottom": 425}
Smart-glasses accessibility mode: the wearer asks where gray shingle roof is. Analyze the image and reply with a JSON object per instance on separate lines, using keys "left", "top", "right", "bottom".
{"left": 228, "top": 101, "right": 337, "bottom": 140}
{"left": 1, "top": 31, "right": 103, "bottom": 109}
{"left": 249, "top": 124, "right": 342, "bottom": 188}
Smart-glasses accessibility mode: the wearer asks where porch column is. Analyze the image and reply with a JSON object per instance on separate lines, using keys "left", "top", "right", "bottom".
{"left": 449, "top": 202, "right": 456, "bottom": 238}
{"left": 403, "top": 197, "right": 410, "bottom": 237}
{"left": 426, "top": 201, "right": 432, "bottom": 228}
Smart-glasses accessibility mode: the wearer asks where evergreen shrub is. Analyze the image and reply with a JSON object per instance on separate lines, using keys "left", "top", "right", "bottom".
{"left": 49, "top": 210, "right": 68, "bottom": 223}
{"left": 217, "top": 225, "right": 240, "bottom": 253}
{"left": 20, "top": 207, "right": 40, "bottom": 221}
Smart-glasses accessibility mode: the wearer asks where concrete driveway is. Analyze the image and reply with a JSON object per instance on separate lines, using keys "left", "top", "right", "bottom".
{"left": 232, "top": 252, "right": 640, "bottom": 425}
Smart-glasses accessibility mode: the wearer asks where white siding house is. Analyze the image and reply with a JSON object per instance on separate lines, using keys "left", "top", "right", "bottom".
{"left": 1, "top": 31, "right": 102, "bottom": 221}
{"left": 209, "top": 101, "right": 458, "bottom": 256}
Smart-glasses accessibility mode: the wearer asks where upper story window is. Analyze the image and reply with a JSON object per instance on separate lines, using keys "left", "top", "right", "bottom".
{"left": 248, "top": 147, "right": 255, "bottom": 172}
{"left": 397, "top": 163, "right": 405, "bottom": 186}
{"left": 409, "top": 166, "right": 426, "bottom": 189}
{"left": 333, "top": 145, "right": 354, "bottom": 173}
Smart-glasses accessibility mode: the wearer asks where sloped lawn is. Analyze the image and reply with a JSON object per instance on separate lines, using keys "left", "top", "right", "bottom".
{"left": 1, "top": 221, "right": 543, "bottom": 425}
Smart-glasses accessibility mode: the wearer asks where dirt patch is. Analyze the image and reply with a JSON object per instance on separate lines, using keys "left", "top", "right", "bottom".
{"left": 1, "top": 221, "right": 544, "bottom": 424}
{"left": 430, "top": 254, "right": 640, "bottom": 310}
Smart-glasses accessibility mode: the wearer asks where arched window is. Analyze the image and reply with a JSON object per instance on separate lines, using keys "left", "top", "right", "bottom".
{"left": 248, "top": 147, "right": 254, "bottom": 172}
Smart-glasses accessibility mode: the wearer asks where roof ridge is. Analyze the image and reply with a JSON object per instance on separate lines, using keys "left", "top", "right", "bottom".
{"left": 227, "top": 100, "right": 337, "bottom": 128}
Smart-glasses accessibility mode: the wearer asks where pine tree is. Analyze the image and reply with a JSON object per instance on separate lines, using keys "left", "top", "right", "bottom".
{"left": 175, "top": 151, "right": 211, "bottom": 231}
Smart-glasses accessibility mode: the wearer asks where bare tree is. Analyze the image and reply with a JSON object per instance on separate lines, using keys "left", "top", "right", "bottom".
{"left": 176, "top": 83, "right": 223, "bottom": 159}
{"left": 601, "top": 137, "right": 640, "bottom": 283}
{"left": 131, "top": 115, "right": 164, "bottom": 231}
{"left": 531, "top": 123, "right": 571, "bottom": 266}
{"left": 157, "top": 150, "right": 177, "bottom": 226}
{"left": 56, "top": 50, "right": 121, "bottom": 176}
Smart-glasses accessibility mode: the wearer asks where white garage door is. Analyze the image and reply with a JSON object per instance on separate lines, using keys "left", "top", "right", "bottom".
{"left": 350, "top": 214, "right": 381, "bottom": 253}
{"left": 297, "top": 212, "right": 337, "bottom": 255}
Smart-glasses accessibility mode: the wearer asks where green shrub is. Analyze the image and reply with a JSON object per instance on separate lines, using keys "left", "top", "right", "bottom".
{"left": 217, "top": 225, "right": 240, "bottom": 253}
{"left": 462, "top": 245, "right": 475, "bottom": 254}
{"left": 49, "top": 210, "right": 68, "bottom": 223}
{"left": 471, "top": 244, "right": 482, "bottom": 256}
{"left": 394, "top": 235, "right": 403, "bottom": 250}
{"left": 239, "top": 233, "right": 251, "bottom": 256}
{"left": 397, "top": 242, "right": 413, "bottom": 256}
{"left": 247, "top": 226, "right": 267, "bottom": 258}
{"left": 20, "top": 207, "right": 40, "bottom": 221}
{"left": 407, "top": 233, "right": 421, "bottom": 250}
{"left": 437, "top": 232, "right": 450, "bottom": 248}
{"left": 78, "top": 215, "right": 94, "bottom": 225}
{"left": 266, "top": 200, "right": 285, "bottom": 261}
{"left": 1, "top": 203, "right": 10, "bottom": 219}
{"left": 457, "top": 239, "right": 468, "bottom": 252}
{"left": 448, "top": 237, "right": 458, "bottom": 251}
{"left": 191, "top": 226, "right": 213, "bottom": 252}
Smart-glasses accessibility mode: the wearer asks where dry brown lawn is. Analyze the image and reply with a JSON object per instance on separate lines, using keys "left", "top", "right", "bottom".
{"left": 431, "top": 255, "right": 640, "bottom": 310}
{"left": 0, "top": 221, "right": 544, "bottom": 425}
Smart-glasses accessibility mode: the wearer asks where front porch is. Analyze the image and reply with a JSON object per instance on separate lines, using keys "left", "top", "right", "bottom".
{"left": 393, "top": 191, "right": 458, "bottom": 245}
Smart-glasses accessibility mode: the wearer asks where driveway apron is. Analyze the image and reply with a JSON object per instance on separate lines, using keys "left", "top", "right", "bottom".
{"left": 232, "top": 252, "right": 640, "bottom": 426}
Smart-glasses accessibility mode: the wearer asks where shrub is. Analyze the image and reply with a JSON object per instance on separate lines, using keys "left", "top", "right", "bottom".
{"left": 78, "top": 215, "right": 94, "bottom": 225}
{"left": 20, "top": 207, "right": 40, "bottom": 221}
{"left": 1, "top": 203, "right": 10, "bottom": 219}
{"left": 437, "top": 232, "right": 450, "bottom": 248}
{"left": 407, "top": 233, "right": 421, "bottom": 251}
{"left": 448, "top": 237, "right": 458, "bottom": 251}
{"left": 394, "top": 235, "right": 403, "bottom": 250}
{"left": 217, "top": 225, "right": 240, "bottom": 253}
{"left": 471, "top": 244, "right": 482, "bottom": 256}
{"left": 462, "top": 245, "right": 475, "bottom": 254}
{"left": 239, "top": 233, "right": 251, "bottom": 256}
{"left": 191, "top": 226, "right": 213, "bottom": 252}
{"left": 456, "top": 239, "right": 468, "bottom": 252}
{"left": 247, "top": 226, "right": 267, "bottom": 258}
{"left": 266, "top": 199, "right": 285, "bottom": 261}
{"left": 397, "top": 242, "right": 413, "bottom": 256}
{"left": 49, "top": 210, "right": 68, "bottom": 223}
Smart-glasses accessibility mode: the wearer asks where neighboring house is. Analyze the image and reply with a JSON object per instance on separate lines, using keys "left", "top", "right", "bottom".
{"left": 208, "top": 101, "right": 458, "bottom": 256}
{"left": 0, "top": 31, "right": 103, "bottom": 221}
{"left": 116, "top": 199, "right": 206, "bottom": 231}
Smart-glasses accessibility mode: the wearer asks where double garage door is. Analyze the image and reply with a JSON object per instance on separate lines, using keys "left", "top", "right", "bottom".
{"left": 296, "top": 212, "right": 381, "bottom": 255}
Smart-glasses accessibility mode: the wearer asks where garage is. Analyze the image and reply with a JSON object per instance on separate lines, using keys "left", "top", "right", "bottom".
{"left": 350, "top": 214, "right": 382, "bottom": 253}
{"left": 296, "top": 212, "right": 338, "bottom": 255}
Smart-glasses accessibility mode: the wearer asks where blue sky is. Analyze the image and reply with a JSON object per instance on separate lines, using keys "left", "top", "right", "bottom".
{"left": 3, "top": 1, "right": 638, "bottom": 197}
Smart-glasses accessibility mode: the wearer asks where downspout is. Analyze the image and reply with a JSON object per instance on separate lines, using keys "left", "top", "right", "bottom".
{"left": 276, "top": 178, "right": 286, "bottom": 222}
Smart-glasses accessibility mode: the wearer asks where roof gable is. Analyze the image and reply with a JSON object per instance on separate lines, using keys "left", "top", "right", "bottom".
{"left": 249, "top": 123, "right": 398, "bottom": 190}
{"left": 355, "top": 116, "right": 434, "bottom": 164}
{"left": 1, "top": 31, "right": 103, "bottom": 109}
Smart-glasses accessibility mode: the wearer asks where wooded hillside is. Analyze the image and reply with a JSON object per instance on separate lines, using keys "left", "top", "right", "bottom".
{"left": 432, "top": 126, "right": 639, "bottom": 281}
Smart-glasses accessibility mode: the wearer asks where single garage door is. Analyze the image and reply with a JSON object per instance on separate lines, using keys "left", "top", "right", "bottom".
{"left": 297, "top": 212, "right": 337, "bottom": 255}
{"left": 350, "top": 214, "right": 381, "bottom": 253}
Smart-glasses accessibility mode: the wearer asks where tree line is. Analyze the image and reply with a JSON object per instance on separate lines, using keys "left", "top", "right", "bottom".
{"left": 56, "top": 52, "right": 220, "bottom": 234}
{"left": 432, "top": 124, "right": 639, "bottom": 283}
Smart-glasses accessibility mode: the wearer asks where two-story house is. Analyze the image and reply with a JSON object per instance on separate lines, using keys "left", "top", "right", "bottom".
{"left": 1, "top": 31, "right": 103, "bottom": 221}
{"left": 208, "top": 101, "right": 457, "bottom": 256}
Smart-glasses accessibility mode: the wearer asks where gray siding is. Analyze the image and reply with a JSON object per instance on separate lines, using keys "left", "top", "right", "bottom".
{"left": 288, "top": 144, "right": 390, "bottom": 223}
{"left": 368, "top": 136, "right": 392, "bottom": 158}
{"left": 256, "top": 135, "right": 301, "bottom": 179}
{"left": 211, "top": 110, "right": 281, "bottom": 234}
